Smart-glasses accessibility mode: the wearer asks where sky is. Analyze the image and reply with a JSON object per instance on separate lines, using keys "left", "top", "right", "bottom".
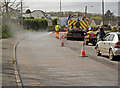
{"left": 25, "top": 0, "right": 119, "bottom": 2}
{"left": 23, "top": 1, "right": 119, "bottom": 16}
{"left": 1, "top": 0, "right": 120, "bottom": 16}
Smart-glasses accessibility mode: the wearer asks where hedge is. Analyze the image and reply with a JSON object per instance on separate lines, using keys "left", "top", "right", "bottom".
{"left": 1, "top": 25, "right": 11, "bottom": 38}
{"left": 52, "top": 18, "right": 57, "bottom": 25}
{"left": 23, "top": 18, "right": 48, "bottom": 30}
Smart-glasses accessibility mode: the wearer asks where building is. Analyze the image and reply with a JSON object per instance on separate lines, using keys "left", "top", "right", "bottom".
{"left": 23, "top": 10, "right": 45, "bottom": 19}
{"left": 23, "top": 10, "right": 52, "bottom": 24}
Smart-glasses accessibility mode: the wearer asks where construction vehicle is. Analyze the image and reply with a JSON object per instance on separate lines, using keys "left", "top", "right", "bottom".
{"left": 66, "top": 14, "right": 88, "bottom": 40}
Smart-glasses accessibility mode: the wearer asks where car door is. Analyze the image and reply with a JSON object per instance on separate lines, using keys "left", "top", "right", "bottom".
{"left": 104, "top": 34, "right": 115, "bottom": 55}
{"left": 100, "top": 34, "right": 110, "bottom": 53}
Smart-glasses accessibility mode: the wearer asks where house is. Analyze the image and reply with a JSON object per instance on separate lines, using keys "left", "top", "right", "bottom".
{"left": 23, "top": 10, "right": 45, "bottom": 18}
{"left": 23, "top": 10, "right": 52, "bottom": 23}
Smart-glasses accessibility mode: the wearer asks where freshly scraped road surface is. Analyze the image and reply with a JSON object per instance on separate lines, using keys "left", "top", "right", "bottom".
{"left": 17, "top": 32, "right": 118, "bottom": 86}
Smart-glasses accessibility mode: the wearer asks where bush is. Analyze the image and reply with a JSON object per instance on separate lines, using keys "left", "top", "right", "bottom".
{"left": 26, "top": 17, "right": 34, "bottom": 19}
{"left": 52, "top": 18, "right": 57, "bottom": 25}
{"left": 105, "top": 31, "right": 110, "bottom": 35}
{"left": 23, "top": 18, "right": 48, "bottom": 30}
{"left": 1, "top": 25, "right": 11, "bottom": 38}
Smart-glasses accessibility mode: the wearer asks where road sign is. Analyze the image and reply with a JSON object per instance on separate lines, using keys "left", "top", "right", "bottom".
{"left": 90, "top": 20, "right": 96, "bottom": 28}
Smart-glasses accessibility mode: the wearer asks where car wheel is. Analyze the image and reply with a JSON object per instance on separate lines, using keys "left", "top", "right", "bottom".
{"left": 96, "top": 46, "right": 101, "bottom": 56}
{"left": 93, "top": 42, "right": 96, "bottom": 46}
{"left": 67, "top": 37, "right": 72, "bottom": 40}
{"left": 109, "top": 49, "right": 114, "bottom": 60}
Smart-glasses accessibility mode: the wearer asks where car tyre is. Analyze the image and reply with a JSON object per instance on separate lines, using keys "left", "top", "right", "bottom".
{"left": 93, "top": 42, "right": 96, "bottom": 46}
{"left": 67, "top": 37, "right": 72, "bottom": 40}
{"left": 109, "top": 49, "right": 114, "bottom": 60}
{"left": 96, "top": 46, "right": 101, "bottom": 56}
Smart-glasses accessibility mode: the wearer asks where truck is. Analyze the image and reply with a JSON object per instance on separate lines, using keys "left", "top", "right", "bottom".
{"left": 66, "top": 14, "right": 88, "bottom": 40}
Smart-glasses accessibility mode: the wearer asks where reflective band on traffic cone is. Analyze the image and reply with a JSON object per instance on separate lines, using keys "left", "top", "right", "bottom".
{"left": 80, "top": 42, "right": 86, "bottom": 57}
{"left": 64, "top": 33, "right": 67, "bottom": 38}
{"left": 60, "top": 36, "right": 64, "bottom": 46}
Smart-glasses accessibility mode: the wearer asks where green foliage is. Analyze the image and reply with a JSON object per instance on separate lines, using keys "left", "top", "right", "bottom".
{"left": 105, "top": 31, "right": 110, "bottom": 34}
{"left": 23, "top": 18, "right": 48, "bottom": 30}
{"left": 111, "top": 27, "right": 118, "bottom": 32}
{"left": 1, "top": 25, "right": 11, "bottom": 38}
{"left": 118, "top": 22, "right": 120, "bottom": 26}
{"left": 26, "top": 9, "right": 31, "bottom": 14}
{"left": 1, "top": 32, "right": 10, "bottom": 38}
{"left": 52, "top": 18, "right": 57, "bottom": 25}
{"left": 26, "top": 17, "right": 34, "bottom": 19}
{"left": 104, "top": 10, "right": 114, "bottom": 21}
{"left": 91, "top": 16, "right": 102, "bottom": 20}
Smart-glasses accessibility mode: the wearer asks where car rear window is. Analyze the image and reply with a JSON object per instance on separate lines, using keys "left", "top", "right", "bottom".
{"left": 118, "top": 34, "right": 120, "bottom": 40}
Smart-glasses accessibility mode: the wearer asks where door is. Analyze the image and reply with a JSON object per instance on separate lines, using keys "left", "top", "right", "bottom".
{"left": 104, "top": 34, "right": 115, "bottom": 54}
{"left": 100, "top": 34, "right": 110, "bottom": 53}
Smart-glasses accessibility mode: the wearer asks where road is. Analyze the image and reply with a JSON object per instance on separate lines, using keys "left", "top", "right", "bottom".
{"left": 64, "top": 37, "right": 119, "bottom": 70}
{"left": 16, "top": 32, "right": 118, "bottom": 86}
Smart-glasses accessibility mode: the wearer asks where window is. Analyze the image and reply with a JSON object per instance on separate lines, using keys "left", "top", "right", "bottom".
{"left": 104, "top": 34, "right": 110, "bottom": 41}
{"left": 118, "top": 34, "right": 120, "bottom": 40}
{"left": 108, "top": 34, "right": 115, "bottom": 41}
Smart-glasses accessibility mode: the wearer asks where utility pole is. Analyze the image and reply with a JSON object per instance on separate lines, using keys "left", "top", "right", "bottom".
{"left": 102, "top": 0, "right": 104, "bottom": 28}
{"left": 60, "top": 0, "right": 61, "bottom": 25}
{"left": 21, "top": 0, "right": 23, "bottom": 26}
{"left": 118, "top": 1, "right": 120, "bottom": 27}
{"left": 85, "top": 6, "right": 87, "bottom": 17}
{"left": 110, "top": 12, "right": 114, "bottom": 26}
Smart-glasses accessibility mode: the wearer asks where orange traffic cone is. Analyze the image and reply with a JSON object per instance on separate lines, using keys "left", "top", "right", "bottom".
{"left": 80, "top": 42, "right": 86, "bottom": 57}
{"left": 60, "top": 36, "right": 64, "bottom": 46}
{"left": 64, "top": 33, "right": 67, "bottom": 38}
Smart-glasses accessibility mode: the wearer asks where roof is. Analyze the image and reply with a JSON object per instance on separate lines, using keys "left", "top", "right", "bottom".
{"left": 23, "top": 10, "right": 52, "bottom": 21}
{"left": 110, "top": 32, "right": 120, "bottom": 35}
{"left": 23, "top": 10, "right": 45, "bottom": 18}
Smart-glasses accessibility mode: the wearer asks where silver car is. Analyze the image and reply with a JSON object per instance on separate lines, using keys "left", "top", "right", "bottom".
{"left": 95, "top": 32, "right": 120, "bottom": 60}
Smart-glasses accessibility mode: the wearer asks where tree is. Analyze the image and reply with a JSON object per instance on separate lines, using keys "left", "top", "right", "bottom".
{"left": 104, "top": 10, "right": 114, "bottom": 21}
{"left": 52, "top": 18, "right": 57, "bottom": 25}
{"left": 1, "top": 0, "right": 22, "bottom": 24}
{"left": 91, "top": 16, "right": 102, "bottom": 20}
{"left": 1, "top": 0, "right": 21, "bottom": 14}
{"left": 25, "top": 9, "right": 31, "bottom": 14}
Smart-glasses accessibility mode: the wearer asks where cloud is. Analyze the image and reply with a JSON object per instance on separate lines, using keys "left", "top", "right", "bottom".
{"left": 24, "top": 1, "right": 118, "bottom": 16}
{"left": 24, "top": 0, "right": 120, "bottom": 2}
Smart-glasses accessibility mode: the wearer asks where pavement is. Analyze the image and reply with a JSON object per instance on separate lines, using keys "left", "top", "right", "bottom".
{"left": 1, "top": 31, "right": 29, "bottom": 87}
{"left": 2, "top": 38, "right": 18, "bottom": 87}
{"left": 0, "top": 39, "right": 2, "bottom": 87}
{"left": 16, "top": 32, "right": 118, "bottom": 86}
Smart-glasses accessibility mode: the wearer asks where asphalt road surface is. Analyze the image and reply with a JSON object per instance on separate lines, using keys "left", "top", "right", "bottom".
{"left": 17, "top": 32, "right": 118, "bottom": 86}
{"left": 64, "top": 37, "right": 119, "bottom": 70}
